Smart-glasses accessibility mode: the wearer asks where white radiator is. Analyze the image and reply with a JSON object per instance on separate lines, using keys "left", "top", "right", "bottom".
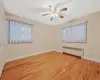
{"left": 62, "top": 46, "right": 84, "bottom": 57}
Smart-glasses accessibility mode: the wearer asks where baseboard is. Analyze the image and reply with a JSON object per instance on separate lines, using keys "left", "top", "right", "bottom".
{"left": 8, "top": 50, "right": 100, "bottom": 63}
{"left": 55, "top": 50, "right": 100, "bottom": 63}
{"left": 0, "top": 63, "right": 5, "bottom": 78}
{"left": 6, "top": 50, "right": 54, "bottom": 62}
{"left": 54, "top": 50, "right": 63, "bottom": 53}
{"left": 83, "top": 56, "right": 100, "bottom": 63}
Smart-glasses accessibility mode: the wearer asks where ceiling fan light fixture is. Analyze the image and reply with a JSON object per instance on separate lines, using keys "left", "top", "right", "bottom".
{"left": 51, "top": 13, "right": 58, "bottom": 18}
{"left": 42, "top": 5, "right": 67, "bottom": 20}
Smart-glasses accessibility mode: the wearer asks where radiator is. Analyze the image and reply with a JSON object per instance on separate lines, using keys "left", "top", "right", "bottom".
{"left": 62, "top": 46, "right": 84, "bottom": 57}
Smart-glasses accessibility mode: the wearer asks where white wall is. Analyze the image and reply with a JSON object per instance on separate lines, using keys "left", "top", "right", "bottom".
{"left": 5, "top": 13, "right": 56, "bottom": 61}
{"left": 0, "top": 0, "right": 6, "bottom": 77}
{"left": 54, "top": 11, "right": 100, "bottom": 61}
{"left": 6, "top": 11, "right": 100, "bottom": 62}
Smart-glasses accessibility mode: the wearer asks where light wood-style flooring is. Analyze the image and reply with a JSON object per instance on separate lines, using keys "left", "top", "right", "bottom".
{"left": 0, "top": 51, "right": 100, "bottom": 80}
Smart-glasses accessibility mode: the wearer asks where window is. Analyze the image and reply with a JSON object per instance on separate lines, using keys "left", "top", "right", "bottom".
{"left": 8, "top": 20, "right": 33, "bottom": 44}
{"left": 62, "top": 22, "right": 87, "bottom": 43}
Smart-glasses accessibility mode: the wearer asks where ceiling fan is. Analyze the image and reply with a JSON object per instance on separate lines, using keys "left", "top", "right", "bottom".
{"left": 42, "top": 5, "right": 67, "bottom": 20}
{"left": 31, "top": 0, "right": 73, "bottom": 21}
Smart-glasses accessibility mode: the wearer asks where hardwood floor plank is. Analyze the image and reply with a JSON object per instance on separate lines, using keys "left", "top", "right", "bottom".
{"left": 0, "top": 51, "right": 100, "bottom": 80}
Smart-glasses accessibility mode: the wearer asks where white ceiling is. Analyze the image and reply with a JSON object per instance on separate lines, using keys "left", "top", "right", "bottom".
{"left": 3, "top": 0, "right": 100, "bottom": 25}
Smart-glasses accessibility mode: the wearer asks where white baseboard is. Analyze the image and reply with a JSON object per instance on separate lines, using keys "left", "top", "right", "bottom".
{"left": 6, "top": 50, "right": 54, "bottom": 62}
{"left": 83, "top": 56, "right": 100, "bottom": 63}
{"left": 55, "top": 50, "right": 100, "bottom": 63}
{"left": 54, "top": 50, "right": 63, "bottom": 53}
{"left": 0, "top": 63, "right": 5, "bottom": 78}
{"left": 7, "top": 50, "right": 100, "bottom": 63}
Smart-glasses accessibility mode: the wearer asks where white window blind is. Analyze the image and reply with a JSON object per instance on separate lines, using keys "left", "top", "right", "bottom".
{"left": 62, "top": 22, "right": 87, "bottom": 43}
{"left": 8, "top": 20, "right": 33, "bottom": 43}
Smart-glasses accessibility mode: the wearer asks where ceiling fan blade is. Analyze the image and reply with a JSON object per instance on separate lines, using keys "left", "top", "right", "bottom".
{"left": 50, "top": 17, "right": 53, "bottom": 21}
{"left": 49, "top": 5, "right": 56, "bottom": 11}
{"left": 60, "top": 8, "right": 67, "bottom": 12}
{"left": 59, "top": 15, "right": 64, "bottom": 18}
{"left": 49, "top": 5, "right": 52, "bottom": 8}
{"left": 42, "top": 13, "right": 51, "bottom": 16}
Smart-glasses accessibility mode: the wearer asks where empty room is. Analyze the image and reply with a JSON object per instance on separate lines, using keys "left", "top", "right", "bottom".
{"left": 0, "top": 0, "right": 100, "bottom": 80}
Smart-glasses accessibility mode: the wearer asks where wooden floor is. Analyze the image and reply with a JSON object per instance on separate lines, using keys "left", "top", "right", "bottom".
{"left": 1, "top": 51, "right": 100, "bottom": 80}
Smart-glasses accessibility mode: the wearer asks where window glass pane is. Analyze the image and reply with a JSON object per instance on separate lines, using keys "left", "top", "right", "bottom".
{"left": 9, "top": 20, "right": 33, "bottom": 43}
{"left": 61, "top": 22, "right": 86, "bottom": 43}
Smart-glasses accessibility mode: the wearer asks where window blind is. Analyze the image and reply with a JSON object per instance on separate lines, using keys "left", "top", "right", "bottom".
{"left": 8, "top": 20, "right": 33, "bottom": 43}
{"left": 62, "top": 22, "right": 87, "bottom": 43}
